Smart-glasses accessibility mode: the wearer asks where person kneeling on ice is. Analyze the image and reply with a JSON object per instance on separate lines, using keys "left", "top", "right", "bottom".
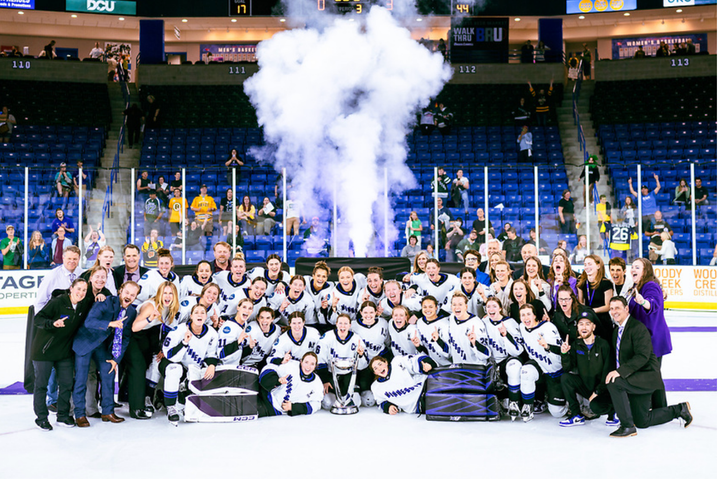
{"left": 559, "top": 310, "right": 616, "bottom": 427}
{"left": 257, "top": 351, "right": 324, "bottom": 417}
{"left": 512, "top": 303, "right": 567, "bottom": 423}
{"left": 160, "top": 304, "right": 220, "bottom": 424}
{"left": 370, "top": 355, "right": 437, "bottom": 415}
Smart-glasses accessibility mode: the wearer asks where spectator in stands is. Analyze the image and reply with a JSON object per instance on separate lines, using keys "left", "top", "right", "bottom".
{"left": 596, "top": 194, "right": 612, "bottom": 248}
{"left": 645, "top": 211, "right": 673, "bottom": 264}
{"left": 0, "top": 106, "right": 16, "bottom": 144}
{"left": 620, "top": 195, "right": 637, "bottom": 230}
{"left": 528, "top": 228, "right": 550, "bottom": 255}
{"left": 10, "top": 46, "right": 22, "bottom": 57}
{"left": 444, "top": 217, "right": 465, "bottom": 262}
{"left": 1, "top": 225, "right": 22, "bottom": 270}
{"left": 156, "top": 175, "right": 170, "bottom": 207}
{"left": 168, "top": 187, "right": 188, "bottom": 236}
{"left": 471, "top": 208, "right": 493, "bottom": 245}
{"left": 434, "top": 103, "right": 453, "bottom": 136}
{"left": 686, "top": 39, "right": 695, "bottom": 55}
{"left": 237, "top": 195, "right": 256, "bottom": 236}
{"left": 581, "top": 44, "right": 591, "bottom": 79}
{"left": 451, "top": 169, "right": 469, "bottom": 214}
{"left": 225, "top": 149, "right": 245, "bottom": 186}
{"left": 82, "top": 223, "right": 106, "bottom": 267}
{"left": 579, "top": 155, "right": 601, "bottom": 205}
{"left": 141, "top": 229, "right": 163, "bottom": 268}
{"left": 517, "top": 125, "right": 533, "bottom": 163}
{"left": 284, "top": 196, "right": 301, "bottom": 236}
{"left": 211, "top": 241, "right": 232, "bottom": 273}
{"left": 502, "top": 227, "right": 525, "bottom": 264}
{"left": 555, "top": 240, "right": 570, "bottom": 258}
{"left": 654, "top": 232, "right": 678, "bottom": 265}
{"left": 136, "top": 170, "right": 152, "bottom": 201}
{"left": 255, "top": 196, "right": 277, "bottom": 236}
{"left": 628, "top": 173, "right": 661, "bottom": 224}
{"left": 528, "top": 78, "right": 554, "bottom": 126}
{"left": 570, "top": 235, "right": 590, "bottom": 265}
{"left": 406, "top": 210, "right": 422, "bottom": 246}
{"left": 170, "top": 171, "right": 182, "bottom": 192}
{"left": 429, "top": 197, "right": 453, "bottom": 248}
{"left": 430, "top": 167, "right": 451, "bottom": 201}
{"left": 190, "top": 184, "right": 217, "bottom": 237}
{"left": 106, "top": 55, "right": 117, "bottom": 81}
{"left": 567, "top": 53, "right": 580, "bottom": 77}
{"left": 497, "top": 222, "right": 512, "bottom": 243}
{"left": 303, "top": 217, "right": 329, "bottom": 257}
{"left": 419, "top": 105, "right": 435, "bottom": 136}
{"left": 89, "top": 42, "right": 103, "bottom": 59}
{"left": 514, "top": 98, "right": 531, "bottom": 127}
{"left": 51, "top": 227, "right": 71, "bottom": 267}
{"left": 55, "top": 163, "right": 74, "bottom": 201}
{"left": 51, "top": 208, "right": 75, "bottom": 239}
{"left": 694, "top": 177, "right": 709, "bottom": 206}
{"left": 455, "top": 229, "right": 479, "bottom": 263}
{"left": 437, "top": 38, "right": 447, "bottom": 60}
{"left": 123, "top": 103, "right": 143, "bottom": 149}
{"left": 226, "top": 224, "right": 244, "bottom": 255}
{"left": 633, "top": 46, "right": 646, "bottom": 59}
{"left": 219, "top": 188, "right": 239, "bottom": 236}
{"left": 673, "top": 178, "right": 691, "bottom": 207}
{"left": 677, "top": 42, "right": 688, "bottom": 55}
{"left": 185, "top": 219, "right": 208, "bottom": 252}
{"left": 43, "top": 40, "right": 56, "bottom": 59}
{"left": 558, "top": 190, "right": 577, "bottom": 235}
{"left": 401, "top": 234, "right": 421, "bottom": 263}
{"left": 143, "top": 191, "right": 164, "bottom": 237}
{"left": 534, "top": 41, "right": 550, "bottom": 63}
{"left": 72, "top": 160, "right": 87, "bottom": 195}
{"left": 520, "top": 40, "right": 534, "bottom": 63}
{"left": 655, "top": 42, "right": 670, "bottom": 57}
{"left": 144, "top": 95, "right": 160, "bottom": 129}
{"left": 29, "top": 231, "right": 50, "bottom": 269}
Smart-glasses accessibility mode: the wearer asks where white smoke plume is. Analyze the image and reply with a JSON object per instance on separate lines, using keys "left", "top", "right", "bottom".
{"left": 244, "top": 2, "right": 451, "bottom": 257}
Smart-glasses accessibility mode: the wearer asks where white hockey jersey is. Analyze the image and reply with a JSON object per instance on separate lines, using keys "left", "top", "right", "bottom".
{"left": 378, "top": 293, "right": 422, "bottom": 320}
{"left": 303, "top": 276, "right": 335, "bottom": 326}
{"left": 487, "top": 279, "right": 513, "bottom": 312}
{"left": 222, "top": 287, "right": 268, "bottom": 322}
{"left": 136, "top": 269, "right": 181, "bottom": 305}
{"left": 162, "top": 322, "right": 219, "bottom": 370}
{"left": 388, "top": 322, "right": 421, "bottom": 358}
{"left": 217, "top": 318, "right": 246, "bottom": 367}
{"left": 444, "top": 313, "right": 490, "bottom": 365}
{"left": 519, "top": 320, "right": 563, "bottom": 375}
{"left": 352, "top": 317, "right": 390, "bottom": 370}
{"left": 261, "top": 360, "right": 323, "bottom": 415}
{"left": 410, "top": 273, "right": 459, "bottom": 308}
{"left": 415, "top": 315, "right": 451, "bottom": 366}
{"left": 371, "top": 355, "right": 430, "bottom": 414}
{"left": 242, "top": 321, "right": 283, "bottom": 367}
{"left": 179, "top": 275, "right": 211, "bottom": 299}
{"left": 247, "top": 267, "right": 291, "bottom": 297}
{"left": 267, "top": 288, "right": 316, "bottom": 326}
{"left": 315, "top": 329, "right": 363, "bottom": 376}
{"left": 441, "top": 282, "right": 488, "bottom": 318}
{"left": 213, "top": 271, "right": 251, "bottom": 302}
{"left": 266, "top": 327, "right": 321, "bottom": 365}
{"left": 481, "top": 315, "right": 524, "bottom": 363}
{"left": 176, "top": 296, "right": 222, "bottom": 328}
{"left": 328, "top": 276, "right": 366, "bottom": 325}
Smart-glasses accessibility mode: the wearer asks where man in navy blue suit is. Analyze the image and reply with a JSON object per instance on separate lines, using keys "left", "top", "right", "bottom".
{"left": 72, "top": 281, "right": 140, "bottom": 427}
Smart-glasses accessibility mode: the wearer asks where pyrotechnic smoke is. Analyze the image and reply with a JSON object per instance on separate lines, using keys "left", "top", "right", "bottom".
{"left": 244, "top": 2, "right": 451, "bottom": 257}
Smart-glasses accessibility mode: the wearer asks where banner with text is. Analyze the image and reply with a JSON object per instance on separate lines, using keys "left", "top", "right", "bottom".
{"left": 449, "top": 17, "right": 509, "bottom": 64}
{"left": 654, "top": 266, "right": 716, "bottom": 311}
{"left": 567, "top": 0, "right": 636, "bottom": 14}
{"left": 200, "top": 44, "right": 257, "bottom": 63}
{"left": 611, "top": 34, "right": 708, "bottom": 59}
{"left": 0, "top": 269, "right": 51, "bottom": 315}
{"left": 0, "top": 0, "right": 34, "bottom": 9}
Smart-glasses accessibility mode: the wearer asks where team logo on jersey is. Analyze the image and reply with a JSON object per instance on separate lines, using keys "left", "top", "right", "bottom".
{"left": 181, "top": 300, "right": 189, "bottom": 306}
{"left": 223, "top": 326, "right": 231, "bottom": 334}
{"left": 140, "top": 274, "right": 149, "bottom": 280}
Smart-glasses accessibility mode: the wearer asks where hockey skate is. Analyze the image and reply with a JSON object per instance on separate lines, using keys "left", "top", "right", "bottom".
{"left": 533, "top": 401, "right": 547, "bottom": 414}
{"left": 521, "top": 404, "right": 534, "bottom": 423}
{"left": 167, "top": 405, "right": 181, "bottom": 426}
{"left": 508, "top": 401, "right": 520, "bottom": 421}
{"left": 144, "top": 396, "right": 156, "bottom": 414}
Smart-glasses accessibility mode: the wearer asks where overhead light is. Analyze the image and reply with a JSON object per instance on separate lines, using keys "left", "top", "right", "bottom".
{"left": 676, "top": 9, "right": 683, "bottom": 12}
{"left": 578, "top": 15, "right": 585, "bottom": 19}
{"left": 231, "top": 18, "right": 237, "bottom": 22}
{"left": 280, "top": 18, "right": 286, "bottom": 22}
{"left": 17, "top": 11, "right": 24, "bottom": 14}
{"left": 181, "top": 19, "right": 188, "bottom": 23}
{"left": 623, "top": 12, "right": 630, "bottom": 16}
{"left": 71, "top": 14, "right": 77, "bottom": 18}
{"left": 514, "top": 18, "right": 521, "bottom": 22}
{"left": 417, "top": 18, "right": 423, "bottom": 22}
{"left": 119, "top": 17, "right": 125, "bottom": 21}
{"left": 349, "top": 18, "right": 355, "bottom": 22}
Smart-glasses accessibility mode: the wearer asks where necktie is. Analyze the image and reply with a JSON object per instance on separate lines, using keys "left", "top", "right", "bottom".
{"left": 69, "top": 272, "right": 76, "bottom": 284}
{"left": 616, "top": 325, "right": 624, "bottom": 365}
{"left": 112, "top": 308, "right": 125, "bottom": 360}
{"left": 126, "top": 271, "right": 134, "bottom": 282}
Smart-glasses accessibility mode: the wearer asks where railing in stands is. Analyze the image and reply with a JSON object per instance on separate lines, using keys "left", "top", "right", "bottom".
{"left": 572, "top": 59, "right": 588, "bottom": 163}
{"left": 103, "top": 80, "right": 130, "bottom": 220}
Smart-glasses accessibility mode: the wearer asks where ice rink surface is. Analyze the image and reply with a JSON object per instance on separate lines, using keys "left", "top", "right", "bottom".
{"left": 0, "top": 311, "right": 717, "bottom": 480}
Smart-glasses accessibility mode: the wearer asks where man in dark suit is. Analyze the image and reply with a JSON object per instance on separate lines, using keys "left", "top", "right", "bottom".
{"left": 605, "top": 296, "right": 691, "bottom": 437}
{"left": 113, "top": 244, "right": 149, "bottom": 290}
{"left": 71, "top": 282, "right": 140, "bottom": 427}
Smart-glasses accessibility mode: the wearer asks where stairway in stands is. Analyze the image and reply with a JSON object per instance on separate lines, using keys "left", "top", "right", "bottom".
{"left": 94, "top": 82, "right": 141, "bottom": 263}
{"left": 557, "top": 80, "right": 613, "bottom": 256}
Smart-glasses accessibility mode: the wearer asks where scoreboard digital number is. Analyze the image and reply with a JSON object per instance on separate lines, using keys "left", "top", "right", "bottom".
{"left": 318, "top": 0, "right": 394, "bottom": 14}
{"left": 229, "top": 0, "right": 251, "bottom": 16}
{"left": 452, "top": 0, "right": 476, "bottom": 15}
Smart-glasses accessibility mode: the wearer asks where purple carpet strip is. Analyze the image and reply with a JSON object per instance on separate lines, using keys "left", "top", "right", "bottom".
{"left": 669, "top": 327, "right": 717, "bottom": 333}
{"left": 664, "top": 379, "right": 717, "bottom": 392}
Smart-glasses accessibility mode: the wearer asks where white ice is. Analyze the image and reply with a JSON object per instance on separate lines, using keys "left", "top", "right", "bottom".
{"left": 0, "top": 311, "right": 716, "bottom": 479}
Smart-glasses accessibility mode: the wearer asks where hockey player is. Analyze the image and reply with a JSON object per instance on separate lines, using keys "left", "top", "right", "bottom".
{"left": 407, "top": 259, "right": 459, "bottom": 309}
{"left": 136, "top": 249, "right": 181, "bottom": 305}
{"left": 388, "top": 305, "right": 421, "bottom": 358}
{"left": 328, "top": 266, "right": 366, "bottom": 325}
{"left": 378, "top": 280, "right": 421, "bottom": 321}
{"left": 247, "top": 254, "right": 291, "bottom": 297}
{"left": 370, "top": 354, "right": 437, "bottom": 415}
{"left": 315, "top": 313, "right": 365, "bottom": 410}
{"left": 160, "top": 304, "right": 220, "bottom": 424}
{"left": 129, "top": 281, "right": 181, "bottom": 418}
{"left": 513, "top": 303, "right": 567, "bottom": 423}
{"left": 217, "top": 298, "right": 255, "bottom": 367}
{"left": 352, "top": 301, "right": 390, "bottom": 406}
{"left": 213, "top": 256, "right": 251, "bottom": 302}
{"left": 445, "top": 292, "right": 490, "bottom": 365}
{"left": 222, "top": 276, "right": 268, "bottom": 321}
{"left": 361, "top": 267, "right": 385, "bottom": 306}
{"left": 303, "top": 261, "right": 335, "bottom": 331}
{"left": 176, "top": 283, "right": 223, "bottom": 329}
{"left": 266, "top": 311, "right": 320, "bottom": 365}
{"left": 415, "top": 296, "right": 451, "bottom": 366}
{"left": 240, "top": 307, "right": 282, "bottom": 370}
{"left": 442, "top": 267, "right": 488, "bottom": 317}
{"left": 267, "top": 275, "right": 315, "bottom": 326}
{"left": 179, "top": 260, "right": 213, "bottom": 299}
{"left": 257, "top": 351, "right": 324, "bottom": 417}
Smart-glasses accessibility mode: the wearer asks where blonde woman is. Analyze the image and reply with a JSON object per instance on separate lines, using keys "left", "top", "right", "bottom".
{"left": 28, "top": 231, "right": 50, "bottom": 269}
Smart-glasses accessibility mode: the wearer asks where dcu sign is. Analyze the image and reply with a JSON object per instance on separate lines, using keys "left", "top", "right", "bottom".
{"left": 66, "top": 0, "right": 136, "bottom": 15}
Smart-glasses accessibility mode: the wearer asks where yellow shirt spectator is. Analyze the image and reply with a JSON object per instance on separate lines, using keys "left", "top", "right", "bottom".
{"left": 190, "top": 186, "right": 217, "bottom": 223}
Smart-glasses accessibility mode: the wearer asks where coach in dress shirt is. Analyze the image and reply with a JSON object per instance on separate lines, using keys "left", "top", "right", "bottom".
{"left": 113, "top": 244, "right": 149, "bottom": 289}
{"left": 34, "top": 246, "right": 83, "bottom": 312}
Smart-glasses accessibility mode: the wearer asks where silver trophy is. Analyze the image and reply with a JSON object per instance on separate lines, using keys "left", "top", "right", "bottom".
{"left": 329, "top": 356, "right": 359, "bottom": 415}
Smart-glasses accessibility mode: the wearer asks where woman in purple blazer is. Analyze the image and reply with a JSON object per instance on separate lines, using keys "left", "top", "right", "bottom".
{"left": 628, "top": 257, "right": 671, "bottom": 408}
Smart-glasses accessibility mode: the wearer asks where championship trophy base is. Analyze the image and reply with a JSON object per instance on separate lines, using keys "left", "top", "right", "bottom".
{"left": 330, "top": 403, "right": 359, "bottom": 415}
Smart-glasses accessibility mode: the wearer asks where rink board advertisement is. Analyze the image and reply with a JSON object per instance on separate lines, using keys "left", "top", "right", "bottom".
{"left": 0, "top": 267, "right": 715, "bottom": 314}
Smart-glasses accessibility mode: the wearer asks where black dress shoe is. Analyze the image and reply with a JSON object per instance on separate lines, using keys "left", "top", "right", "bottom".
{"left": 56, "top": 416, "right": 76, "bottom": 428}
{"left": 129, "top": 409, "right": 152, "bottom": 420}
{"left": 610, "top": 426, "right": 637, "bottom": 438}
{"left": 679, "top": 402, "right": 693, "bottom": 428}
{"left": 88, "top": 412, "right": 102, "bottom": 419}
